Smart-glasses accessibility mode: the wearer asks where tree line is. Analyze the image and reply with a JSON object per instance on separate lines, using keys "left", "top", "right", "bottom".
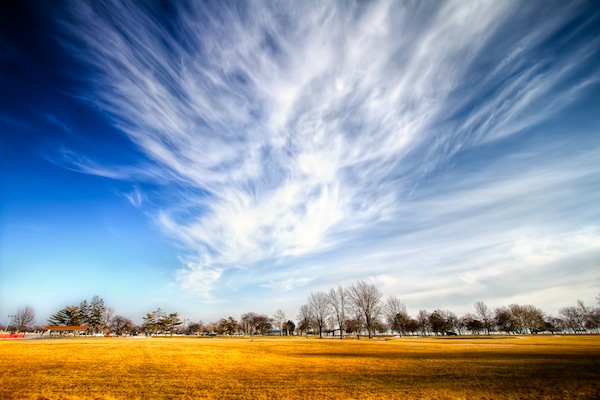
{"left": 4, "top": 284, "right": 600, "bottom": 337}
{"left": 296, "top": 282, "right": 600, "bottom": 338}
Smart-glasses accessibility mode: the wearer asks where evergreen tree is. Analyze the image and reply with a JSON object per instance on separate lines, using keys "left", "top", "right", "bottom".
{"left": 89, "top": 295, "right": 106, "bottom": 333}
{"left": 162, "top": 312, "right": 183, "bottom": 336}
{"left": 142, "top": 311, "right": 158, "bottom": 335}
{"left": 79, "top": 300, "right": 90, "bottom": 326}
{"left": 142, "top": 308, "right": 168, "bottom": 335}
{"left": 48, "top": 305, "right": 82, "bottom": 326}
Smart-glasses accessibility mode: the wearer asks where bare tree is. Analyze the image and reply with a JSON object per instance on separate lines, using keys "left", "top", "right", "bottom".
{"left": 445, "top": 310, "right": 458, "bottom": 334}
{"left": 283, "top": 320, "right": 295, "bottom": 335}
{"left": 14, "top": 306, "right": 36, "bottom": 332}
{"left": 110, "top": 315, "right": 134, "bottom": 335}
{"left": 495, "top": 306, "right": 517, "bottom": 334}
{"left": 564, "top": 299, "right": 600, "bottom": 333}
{"left": 429, "top": 309, "right": 453, "bottom": 335}
{"left": 253, "top": 314, "right": 273, "bottom": 335}
{"left": 187, "top": 321, "right": 204, "bottom": 335}
{"left": 385, "top": 296, "right": 407, "bottom": 335}
{"left": 507, "top": 304, "right": 526, "bottom": 333}
{"left": 274, "top": 309, "right": 286, "bottom": 335}
{"left": 416, "top": 309, "right": 430, "bottom": 335}
{"left": 453, "top": 314, "right": 467, "bottom": 335}
{"left": 205, "top": 321, "right": 217, "bottom": 335}
{"left": 102, "top": 307, "right": 115, "bottom": 334}
{"left": 308, "top": 291, "right": 330, "bottom": 338}
{"left": 508, "top": 304, "right": 545, "bottom": 334}
{"left": 568, "top": 305, "right": 587, "bottom": 332}
{"left": 240, "top": 312, "right": 258, "bottom": 335}
{"left": 348, "top": 280, "right": 383, "bottom": 339}
{"left": 521, "top": 305, "right": 545, "bottom": 333}
{"left": 474, "top": 301, "right": 493, "bottom": 335}
{"left": 296, "top": 305, "right": 312, "bottom": 336}
{"left": 238, "top": 312, "right": 272, "bottom": 335}
{"left": 464, "top": 313, "right": 484, "bottom": 334}
{"left": 328, "top": 286, "right": 348, "bottom": 339}
{"left": 344, "top": 313, "right": 363, "bottom": 337}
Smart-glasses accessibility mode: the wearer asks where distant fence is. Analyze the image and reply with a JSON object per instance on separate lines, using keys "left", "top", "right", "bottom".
{"left": 0, "top": 333, "right": 26, "bottom": 339}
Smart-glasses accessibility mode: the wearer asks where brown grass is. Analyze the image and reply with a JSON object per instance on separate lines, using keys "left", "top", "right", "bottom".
{"left": 1, "top": 335, "right": 599, "bottom": 399}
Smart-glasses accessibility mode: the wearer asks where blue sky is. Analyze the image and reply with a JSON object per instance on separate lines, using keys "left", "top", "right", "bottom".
{"left": 1, "top": 0, "right": 599, "bottom": 325}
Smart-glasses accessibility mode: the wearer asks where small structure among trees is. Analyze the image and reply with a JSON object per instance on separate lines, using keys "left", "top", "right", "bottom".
{"left": 38, "top": 289, "right": 600, "bottom": 338}
{"left": 47, "top": 295, "right": 112, "bottom": 334}
{"left": 43, "top": 326, "right": 89, "bottom": 336}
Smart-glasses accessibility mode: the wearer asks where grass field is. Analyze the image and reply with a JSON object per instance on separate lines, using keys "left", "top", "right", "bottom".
{"left": 1, "top": 335, "right": 599, "bottom": 399}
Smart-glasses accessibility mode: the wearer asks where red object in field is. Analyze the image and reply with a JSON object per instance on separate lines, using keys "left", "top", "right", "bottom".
{"left": 0, "top": 333, "right": 26, "bottom": 338}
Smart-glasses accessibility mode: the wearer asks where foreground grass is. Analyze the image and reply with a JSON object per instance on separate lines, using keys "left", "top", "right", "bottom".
{"left": 1, "top": 335, "right": 599, "bottom": 399}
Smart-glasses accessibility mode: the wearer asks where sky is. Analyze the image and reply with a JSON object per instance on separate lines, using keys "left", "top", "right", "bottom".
{"left": 1, "top": 0, "right": 599, "bottom": 326}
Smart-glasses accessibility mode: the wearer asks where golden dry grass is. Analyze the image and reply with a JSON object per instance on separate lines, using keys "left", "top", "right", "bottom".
{"left": 1, "top": 335, "right": 599, "bottom": 399}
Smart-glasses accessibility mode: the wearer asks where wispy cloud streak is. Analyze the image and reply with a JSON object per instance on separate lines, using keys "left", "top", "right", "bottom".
{"left": 55, "top": 1, "right": 600, "bottom": 298}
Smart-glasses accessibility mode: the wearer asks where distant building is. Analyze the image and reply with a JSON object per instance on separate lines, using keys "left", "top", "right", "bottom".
{"left": 43, "top": 326, "right": 89, "bottom": 336}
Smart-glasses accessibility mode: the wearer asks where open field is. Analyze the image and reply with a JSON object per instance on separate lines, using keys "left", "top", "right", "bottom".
{"left": 1, "top": 335, "right": 599, "bottom": 399}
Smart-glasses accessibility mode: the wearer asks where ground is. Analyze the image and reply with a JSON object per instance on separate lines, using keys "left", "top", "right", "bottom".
{"left": 1, "top": 335, "right": 599, "bottom": 399}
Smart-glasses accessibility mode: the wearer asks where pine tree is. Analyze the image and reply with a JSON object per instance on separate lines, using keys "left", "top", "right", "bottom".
{"left": 48, "top": 305, "right": 81, "bottom": 326}
{"left": 163, "top": 312, "right": 183, "bottom": 336}
{"left": 89, "top": 295, "right": 106, "bottom": 334}
{"left": 79, "top": 300, "right": 90, "bottom": 326}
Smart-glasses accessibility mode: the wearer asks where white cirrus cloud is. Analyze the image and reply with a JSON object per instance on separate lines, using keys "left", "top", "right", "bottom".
{"left": 54, "top": 1, "right": 600, "bottom": 301}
